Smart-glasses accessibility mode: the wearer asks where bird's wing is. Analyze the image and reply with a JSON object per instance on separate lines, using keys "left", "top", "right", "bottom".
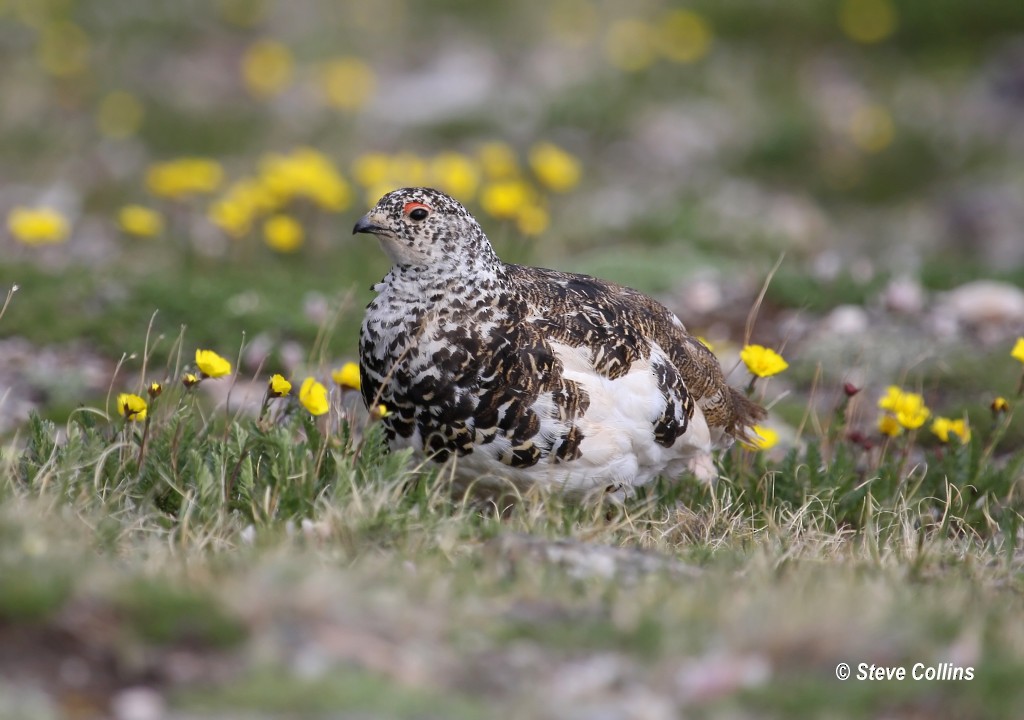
{"left": 507, "top": 265, "right": 763, "bottom": 437}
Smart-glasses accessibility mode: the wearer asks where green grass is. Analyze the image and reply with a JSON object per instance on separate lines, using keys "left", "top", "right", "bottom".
{"left": 3, "top": 349, "right": 1024, "bottom": 717}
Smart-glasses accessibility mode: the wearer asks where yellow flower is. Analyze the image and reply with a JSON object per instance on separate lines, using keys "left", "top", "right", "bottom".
{"left": 182, "top": 373, "right": 199, "bottom": 388}
{"left": 992, "top": 396, "right": 1010, "bottom": 415}
{"left": 268, "top": 374, "right": 292, "bottom": 397}
{"left": 605, "top": 19, "right": 656, "bottom": 72}
{"left": 477, "top": 142, "right": 520, "bottom": 180}
{"left": 877, "top": 386, "right": 930, "bottom": 429}
{"left": 429, "top": 152, "right": 481, "bottom": 200}
{"left": 97, "top": 91, "right": 144, "bottom": 139}
{"left": 263, "top": 214, "right": 304, "bottom": 253}
{"left": 7, "top": 207, "right": 69, "bottom": 245}
{"left": 516, "top": 204, "right": 549, "bottom": 236}
{"left": 208, "top": 178, "right": 276, "bottom": 238}
{"left": 259, "top": 148, "right": 351, "bottom": 212}
{"left": 146, "top": 158, "right": 223, "bottom": 199}
{"left": 332, "top": 362, "right": 361, "bottom": 391}
{"left": 877, "top": 413, "right": 903, "bottom": 437}
{"left": 480, "top": 180, "right": 534, "bottom": 220}
{"left": 740, "top": 345, "right": 789, "bottom": 378}
{"left": 147, "top": 382, "right": 163, "bottom": 398}
{"left": 352, "top": 153, "right": 392, "bottom": 188}
{"left": 849, "top": 104, "right": 895, "bottom": 154}
{"left": 319, "top": 57, "right": 376, "bottom": 111}
{"left": 931, "top": 416, "right": 970, "bottom": 444}
{"left": 36, "top": 22, "right": 90, "bottom": 77}
{"left": 528, "top": 142, "right": 581, "bottom": 193}
{"left": 386, "top": 153, "right": 429, "bottom": 187}
{"left": 839, "top": 0, "right": 898, "bottom": 44}
{"left": 241, "top": 39, "right": 293, "bottom": 98}
{"left": 1011, "top": 337, "right": 1024, "bottom": 364}
{"left": 195, "top": 349, "right": 232, "bottom": 378}
{"left": 299, "top": 377, "right": 329, "bottom": 416}
{"left": 655, "top": 10, "right": 713, "bottom": 64}
{"left": 118, "top": 205, "right": 163, "bottom": 237}
{"left": 117, "top": 393, "right": 148, "bottom": 422}
{"left": 745, "top": 425, "right": 778, "bottom": 450}
{"left": 371, "top": 403, "right": 390, "bottom": 419}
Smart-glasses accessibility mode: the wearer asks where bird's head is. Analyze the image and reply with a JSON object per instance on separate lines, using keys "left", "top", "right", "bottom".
{"left": 353, "top": 187, "right": 498, "bottom": 271}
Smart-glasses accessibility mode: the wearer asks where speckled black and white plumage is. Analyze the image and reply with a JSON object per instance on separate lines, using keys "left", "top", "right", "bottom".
{"left": 354, "top": 187, "right": 764, "bottom": 497}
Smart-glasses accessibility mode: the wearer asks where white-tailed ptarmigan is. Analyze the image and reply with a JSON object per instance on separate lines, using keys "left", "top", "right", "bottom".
{"left": 354, "top": 187, "right": 764, "bottom": 498}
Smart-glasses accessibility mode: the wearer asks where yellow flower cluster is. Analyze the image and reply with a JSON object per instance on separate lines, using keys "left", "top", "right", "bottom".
{"left": 876, "top": 386, "right": 930, "bottom": 436}
{"left": 7, "top": 207, "right": 69, "bottom": 245}
{"left": 146, "top": 158, "right": 224, "bottom": 199}
{"left": 351, "top": 141, "right": 581, "bottom": 236}
{"left": 605, "top": 10, "right": 713, "bottom": 72}
{"left": 930, "top": 416, "right": 970, "bottom": 445}
{"left": 208, "top": 148, "right": 351, "bottom": 246}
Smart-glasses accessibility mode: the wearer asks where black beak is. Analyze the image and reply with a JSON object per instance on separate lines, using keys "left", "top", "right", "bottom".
{"left": 353, "top": 214, "right": 386, "bottom": 235}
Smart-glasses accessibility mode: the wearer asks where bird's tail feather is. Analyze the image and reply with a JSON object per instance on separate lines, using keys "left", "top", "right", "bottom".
{"left": 727, "top": 387, "right": 766, "bottom": 441}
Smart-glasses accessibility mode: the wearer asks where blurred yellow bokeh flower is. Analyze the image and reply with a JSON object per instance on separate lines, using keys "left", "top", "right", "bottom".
{"left": 656, "top": 10, "right": 713, "bottom": 63}
{"left": 116, "top": 393, "right": 148, "bottom": 422}
{"left": 299, "top": 377, "right": 329, "bottom": 416}
{"left": 118, "top": 205, "right": 163, "bottom": 237}
{"left": 147, "top": 158, "right": 224, "bottom": 199}
{"left": 263, "top": 214, "right": 304, "bottom": 253}
{"left": 430, "top": 152, "right": 480, "bottom": 200}
{"left": 319, "top": 57, "right": 376, "bottom": 111}
{"left": 839, "top": 0, "right": 898, "bottom": 44}
{"left": 195, "top": 349, "right": 232, "bottom": 378}
{"left": 208, "top": 178, "right": 276, "bottom": 238}
{"left": 259, "top": 148, "right": 351, "bottom": 212}
{"left": 7, "top": 207, "right": 69, "bottom": 245}
{"left": 878, "top": 386, "right": 930, "bottom": 430}
{"left": 241, "top": 39, "right": 293, "bottom": 98}
{"left": 332, "top": 362, "right": 361, "bottom": 391}
{"left": 605, "top": 19, "right": 656, "bottom": 72}
{"left": 516, "top": 204, "right": 549, "bottom": 236}
{"left": 480, "top": 180, "right": 534, "bottom": 220}
{"left": 528, "top": 142, "right": 581, "bottom": 193}
{"left": 477, "top": 142, "right": 520, "bottom": 180}
{"left": 37, "top": 22, "right": 90, "bottom": 77}
{"left": 97, "top": 91, "right": 144, "bottom": 139}
{"left": 352, "top": 153, "right": 391, "bottom": 188}
{"left": 931, "top": 416, "right": 970, "bottom": 444}
{"left": 740, "top": 345, "right": 789, "bottom": 378}
{"left": 849, "top": 104, "right": 895, "bottom": 153}
{"left": 1011, "top": 337, "right": 1024, "bottom": 364}
{"left": 268, "top": 374, "right": 292, "bottom": 397}
{"left": 372, "top": 403, "right": 390, "bottom": 419}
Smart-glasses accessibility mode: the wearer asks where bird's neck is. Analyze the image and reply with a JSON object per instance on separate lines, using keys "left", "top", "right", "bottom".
{"left": 386, "top": 253, "right": 507, "bottom": 296}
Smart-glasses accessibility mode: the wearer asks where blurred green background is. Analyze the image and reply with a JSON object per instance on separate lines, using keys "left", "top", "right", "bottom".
{"left": 2, "top": 0, "right": 1024, "bottom": 427}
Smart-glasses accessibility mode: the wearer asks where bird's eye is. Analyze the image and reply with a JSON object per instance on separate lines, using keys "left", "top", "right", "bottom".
{"left": 403, "top": 202, "right": 431, "bottom": 221}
